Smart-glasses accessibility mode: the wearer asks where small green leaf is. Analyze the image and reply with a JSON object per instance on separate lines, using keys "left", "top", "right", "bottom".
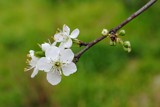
{"left": 35, "top": 51, "right": 45, "bottom": 58}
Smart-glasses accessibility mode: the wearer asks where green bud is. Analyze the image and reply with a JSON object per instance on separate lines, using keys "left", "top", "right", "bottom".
{"left": 123, "top": 47, "right": 131, "bottom": 53}
{"left": 123, "top": 41, "right": 131, "bottom": 48}
{"left": 123, "top": 41, "right": 131, "bottom": 52}
{"left": 35, "top": 51, "right": 45, "bottom": 58}
{"left": 110, "top": 40, "right": 116, "bottom": 46}
{"left": 116, "top": 38, "right": 123, "bottom": 45}
{"left": 119, "top": 30, "right": 125, "bottom": 36}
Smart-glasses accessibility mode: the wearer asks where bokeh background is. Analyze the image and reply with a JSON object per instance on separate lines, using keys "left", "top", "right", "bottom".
{"left": 0, "top": 0, "right": 160, "bottom": 107}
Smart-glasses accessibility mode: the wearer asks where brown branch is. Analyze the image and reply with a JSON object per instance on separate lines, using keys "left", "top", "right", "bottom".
{"left": 79, "top": 41, "right": 89, "bottom": 47}
{"left": 73, "top": 0, "right": 157, "bottom": 63}
{"left": 73, "top": 35, "right": 106, "bottom": 62}
{"left": 110, "top": 0, "right": 157, "bottom": 33}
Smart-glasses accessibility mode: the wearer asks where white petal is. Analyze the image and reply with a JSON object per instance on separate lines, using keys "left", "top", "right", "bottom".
{"left": 36, "top": 57, "right": 52, "bottom": 72}
{"left": 70, "top": 29, "right": 79, "bottom": 39}
{"left": 41, "top": 43, "right": 51, "bottom": 51}
{"left": 62, "top": 62, "right": 77, "bottom": 76}
{"left": 45, "top": 46, "right": 60, "bottom": 61}
{"left": 31, "top": 67, "right": 39, "bottom": 78}
{"left": 59, "top": 42, "right": 65, "bottom": 50}
{"left": 64, "top": 38, "right": 72, "bottom": 48}
{"left": 60, "top": 49, "right": 74, "bottom": 63}
{"left": 54, "top": 33, "right": 64, "bottom": 42}
{"left": 63, "top": 24, "right": 70, "bottom": 35}
{"left": 29, "top": 50, "right": 34, "bottom": 58}
{"left": 30, "top": 57, "right": 39, "bottom": 67}
{"left": 47, "top": 70, "right": 61, "bottom": 85}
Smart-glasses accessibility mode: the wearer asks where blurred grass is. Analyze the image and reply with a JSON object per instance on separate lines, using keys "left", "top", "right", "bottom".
{"left": 0, "top": 0, "right": 160, "bottom": 107}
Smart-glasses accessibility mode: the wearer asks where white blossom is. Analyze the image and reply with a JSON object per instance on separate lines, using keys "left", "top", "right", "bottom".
{"left": 25, "top": 50, "right": 39, "bottom": 78}
{"left": 36, "top": 45, "right": 77, "bottom": 85}
{"left": 54, "top": 24, "right": 80, "bottom": 48}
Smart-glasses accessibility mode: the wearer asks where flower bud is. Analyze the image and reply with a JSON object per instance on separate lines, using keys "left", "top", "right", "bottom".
{"left": 119, "top": 30, "right": 125, "bottom": 36}
{"left": 123, "top": 41, "right": 131, "bottom": 48}
{"left": 116, "top": 38, "right": 123, "bottom": 44}
{"left": 102, "top": 29, "right": 108, "bottom": 36}
{"left": 110, "top": 40, "right": 116, "bottom": 46}
{"left": 123, "top": 47, "right": 131, "bottom": 53}
{"left": 123, "top": 41, "right": 131, "bottom": 52}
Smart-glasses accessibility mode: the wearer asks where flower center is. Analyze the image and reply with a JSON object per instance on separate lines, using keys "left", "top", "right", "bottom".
{"left": 53, "top": 61, "right": 63, "bottom": 75}
{"left": 54, "top": 61, "right": 61, "bottom": 68}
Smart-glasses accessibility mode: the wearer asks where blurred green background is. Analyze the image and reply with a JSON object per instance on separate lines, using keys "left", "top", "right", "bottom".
{"left": 0, "top": 0, "right": 160, "bottom": 107}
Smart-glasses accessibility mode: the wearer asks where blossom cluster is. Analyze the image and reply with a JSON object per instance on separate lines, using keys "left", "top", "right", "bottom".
{"left": 25, "top": 25, "right": 80, "bottom": 85}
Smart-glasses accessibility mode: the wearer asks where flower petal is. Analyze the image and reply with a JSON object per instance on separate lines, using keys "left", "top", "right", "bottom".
{"left": 31, "top": 67, "right": 39, "bottom": 78}
{"left": 59, "top": 42, "right": 65, "bottom": 50}
{"left": 70, "top": 28, "right": 79, "bottom": 39}
{"left": 54, "top": 33, "right": 64, "bottom": 42}
{"left": 64, "top": 38, "right": 72, "bottom": 48}
{"left": 36, "top": 57, "right": 52, "bottom": 72}
{"left": 62, "top": 62, "right": 77, "bottom": 76}
{"left": 63, "top": 24, "right": 70, "bottom": 35}
{"left": 47, "top": 70, "right": 61, "bottom": 85}
{"left": 60, "top": 49, "right": 74, "bottom": 63}
{"left": 41, "top": 43, "right": 51, "bottom": 51}
{"left": 45, "top": 46, "right": 60, "bottom": 61}
{"left": 30, "top": 57, "right": 39, "bottom": 67}
{"left": 29, "top": 50, "right": 35, "bottom": 58}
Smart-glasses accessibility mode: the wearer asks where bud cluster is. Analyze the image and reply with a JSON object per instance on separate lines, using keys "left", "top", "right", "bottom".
{"left": 102, "top": 29, "right": 131, "bottom": 52}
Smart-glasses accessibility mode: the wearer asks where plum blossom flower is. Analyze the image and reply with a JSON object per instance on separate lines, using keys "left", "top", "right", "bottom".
{"left": 40, "top": 42, "right": 57, "bottom": 52}
{"left": 25, "top": 50, "right": 39, "bottom": 78}
{"left": 36, "top": 45, "right": 77, "bottom": 85}
{"left": 54, "top": 24, "right": 80, "bottom": 48}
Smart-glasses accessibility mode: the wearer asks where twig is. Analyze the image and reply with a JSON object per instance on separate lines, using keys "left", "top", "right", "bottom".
{"left": 79, "top": 41, "right": 89, "bottom": 47}
{"left": 110, "top": 0, "right": 157, "bottom": 33}
{"left": 73, "top": 0, "right": 157, "bottom": 63}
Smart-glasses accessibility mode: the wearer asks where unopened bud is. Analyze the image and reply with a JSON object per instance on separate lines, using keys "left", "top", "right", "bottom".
{"left": 110, "top": 40, "right": 116, "bottom": 46}
{"left": 102, "top": 29, "right": 108, "bottom": 36}
{"left": 123, "top": 47, "right": 131, "bottom": 53}
{"left": 123, "top": 41, "right": 131, "bottom": 52}
{"left": 116, "top": 38, "right": 123, "bottom": 44}
{"left": 119, "top": 30, "right": 125, "bottom": 36}
{"left": 123, "top": 41, "right": 131, "bottom": 48}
